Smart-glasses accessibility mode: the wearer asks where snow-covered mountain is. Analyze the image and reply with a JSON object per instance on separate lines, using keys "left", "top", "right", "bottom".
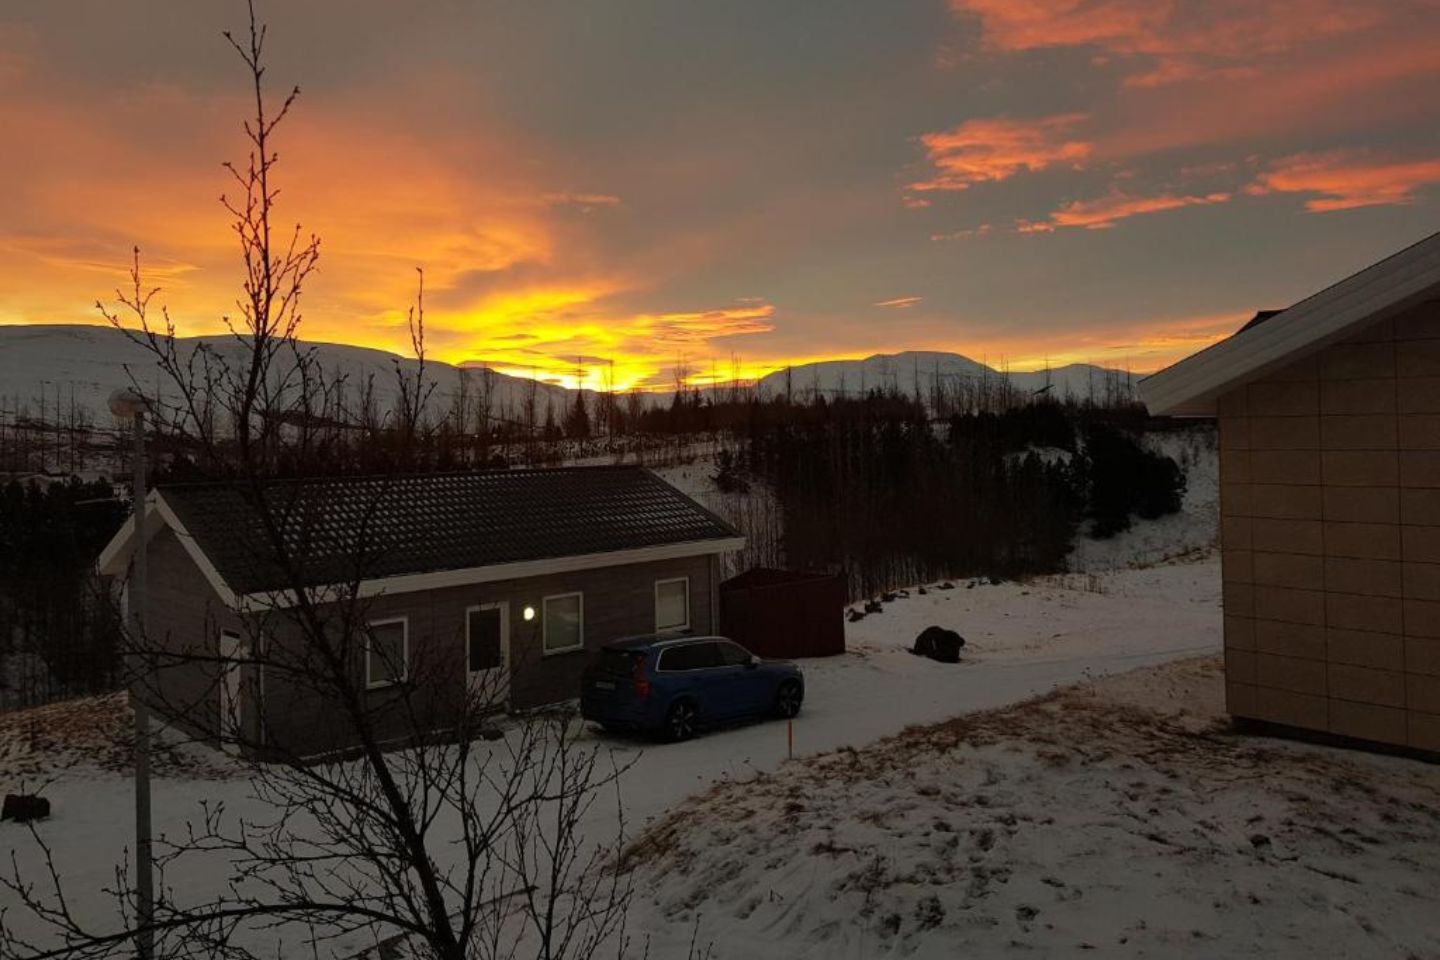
{"left": 0, "top": 324, "right": 579, "bottom": 424}
{"left": 755, "top": 351, "right": 1137, "bottom": 403}
{"left": 0, "top": 328, "right": 1137, "bottom": 424}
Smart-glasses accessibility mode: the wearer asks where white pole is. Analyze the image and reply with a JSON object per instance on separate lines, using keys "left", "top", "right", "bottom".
{"left": 129, "top": 410, "right": 154, "bottom": 959}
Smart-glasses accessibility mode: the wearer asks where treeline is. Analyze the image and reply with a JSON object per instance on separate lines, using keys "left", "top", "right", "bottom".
{"left": 723, "top": 395, "right": 1185, "bottom": 600}
{"left": 0, "top": 477, "right": 127, "bottom": 709}
{"left": 0, "top": 379, "right": 1183, "bottom": 709}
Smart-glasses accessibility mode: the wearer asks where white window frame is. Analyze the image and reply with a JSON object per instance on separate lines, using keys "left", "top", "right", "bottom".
{"left": 219, "top": 628, "right": 245, "bottom": 751}
{"left": 365, "top": 616, "right": 410, "bottom": 689}
{"left": 541, "top": 592, "right": 585, "bottom": 656}
{"left": 654, "top": 576, "right": 691, "bottom": 633}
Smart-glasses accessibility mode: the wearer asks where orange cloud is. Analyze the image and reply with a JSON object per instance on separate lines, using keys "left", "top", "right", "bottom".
{"left": 0, "top": 48, "right": 795, "bottom": 393}
{"left": 875, "top": 296, "right": 923, "bottom": 308}
{"left": 949, "top": 0, "right": 1391, "bottom": 86}
{"left": 957, "top": 310, "right": 1248, "bottom": 372}
{"left": 930, "top": 224, "right": 994, "bottom": 242}
{"left": 1247, "top": 151, "right": 1440, "bottom": 211}
{"left": 541, "top": 192, "right": 623, "bottom": 211}
{"left": 428, "top": 296, "right": 778, "bottom": 391}
{"left": 1019, "top": 188, "right": 1231, "bottom": 231}
{"left": 909, "top": 114, "right": 1092, "bottom": 192}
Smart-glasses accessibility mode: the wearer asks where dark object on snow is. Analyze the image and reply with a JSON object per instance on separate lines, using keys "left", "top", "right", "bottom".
{"left": 719, "top": 567, "right": 846, "bottom": 658}
{"left": 966, "top": 581, "right": 975, "bottom": 589}
{"left": 864, "top": 599, "right": 884, "bottom": 614}
{"left": 911, "top": 626, "right": 965, "bottom": 663}
{"left": 918, "top": 586, "right": 928, "bottom": 595}
{"left": 937, "top": 582, "right": 955, "bottom": 591}
{"left": 1249, "top": 833, "right": 1271, "bottom": 850}
{"left": 895, "top": 589, "right": 910, "bottom": 599}
{"left": 988, "top": 576, "right": 1004, "bottom": 586}
{"left": 847, "top": 608, "right": 866, "bottom": 623}
{"left": 478, "top": 727, "right": 504, "bottom": 742}
{"left": 881, "top": 591, "right": 898, "bottom": 603}
{"left": 2, "top": 794, "right": 50, "bottom": 823}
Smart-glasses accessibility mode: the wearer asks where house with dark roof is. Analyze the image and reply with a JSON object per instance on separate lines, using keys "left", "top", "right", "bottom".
{"left": 1142, "top": 229, "right": 1440, "bottom": 753}
{"left": 98, "top": 465, "right": 744, "bottom": 757}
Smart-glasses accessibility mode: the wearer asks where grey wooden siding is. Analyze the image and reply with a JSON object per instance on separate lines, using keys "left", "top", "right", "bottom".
{"left": 249, "top": 553, "right": 719, "bottom": 758}
{"left": 138, "top": 527, "right": 247, "bottom": 744}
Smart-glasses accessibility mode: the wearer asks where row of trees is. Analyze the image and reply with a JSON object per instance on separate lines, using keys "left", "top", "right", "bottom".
{"left": 724, "top": 395, "right": 1186, "bottom": 600}
{"left": 0, "top": 478, "right": 127, "bottom": 709}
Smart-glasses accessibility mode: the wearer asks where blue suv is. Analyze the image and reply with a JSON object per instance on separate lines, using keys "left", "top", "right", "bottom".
{"left": 580, "top": 635, "right": 804, "bottom": 741}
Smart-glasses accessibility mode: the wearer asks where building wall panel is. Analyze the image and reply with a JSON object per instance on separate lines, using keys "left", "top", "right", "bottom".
{"left": 1220, "top": 300, "right": 1440, "bottom": 751}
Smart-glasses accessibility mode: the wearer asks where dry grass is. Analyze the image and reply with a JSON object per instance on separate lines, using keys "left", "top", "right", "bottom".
{"left": 0, "top": 692, "right": 237, "bottom": 782}
{"left": 624, "top": 657, "right": 1439, "bottom": 872}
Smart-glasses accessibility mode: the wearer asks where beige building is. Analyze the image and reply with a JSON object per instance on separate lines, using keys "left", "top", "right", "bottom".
{"left": 1143, "top": 231, "right": 1440, "bottom": 752}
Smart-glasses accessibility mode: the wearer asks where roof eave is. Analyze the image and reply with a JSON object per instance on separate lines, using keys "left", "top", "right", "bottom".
{"left": 97, "top": 490, "right": 244, "bottom": 609}
{"left": 240, "top": 535, "right": 749, "bottom": 609}
{"left": 1141, "top": 231, "right": 1440, "bottom": 417}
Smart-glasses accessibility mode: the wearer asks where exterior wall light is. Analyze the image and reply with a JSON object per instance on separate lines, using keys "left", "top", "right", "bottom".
{"left": 523, "top": 606, "right": 536, "bottom": 622}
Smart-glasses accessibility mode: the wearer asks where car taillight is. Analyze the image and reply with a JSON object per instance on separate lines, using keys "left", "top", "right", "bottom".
{"left": 633, "top": 660, "right": 651, "bottom": 699}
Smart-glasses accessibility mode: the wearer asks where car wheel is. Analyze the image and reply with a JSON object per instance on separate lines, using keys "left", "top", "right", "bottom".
{"left": 775, "top": 680, "right": 803, "bottom": 719}
{"left": 665, "top": 699, "right": 697, "bottom": 742}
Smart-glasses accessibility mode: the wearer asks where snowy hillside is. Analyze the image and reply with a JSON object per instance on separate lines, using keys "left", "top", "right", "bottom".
{"left": 0, "top": 328, "right": 1139, "bottom": 422}
{"left": 1068, "top": 427, "right": 1220, "bottom": 571}
{"left": 0, "top": 324, "right": 578, "bottom": 423}
{"left": 755, "top": 351, "right": 1138, "bottom": 404}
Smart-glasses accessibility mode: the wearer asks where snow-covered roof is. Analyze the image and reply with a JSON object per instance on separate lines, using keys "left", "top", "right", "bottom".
{"left": 1140, "top": 230, "right": 1440, "bottom": 416}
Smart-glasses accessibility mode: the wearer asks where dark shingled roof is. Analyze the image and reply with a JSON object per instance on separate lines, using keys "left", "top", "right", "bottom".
{"left": 157, "top": 466, "right": 740, "bottom": 595}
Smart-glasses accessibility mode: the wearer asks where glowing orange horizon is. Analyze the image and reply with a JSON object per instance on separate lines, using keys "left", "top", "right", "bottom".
{"left": 8, "top": 2, "right": 1424, "bottom": 397}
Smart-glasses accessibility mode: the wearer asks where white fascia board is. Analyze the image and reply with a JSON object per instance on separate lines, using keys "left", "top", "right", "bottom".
{"left": 97, "top": 494, "right": 159, "bottom": 576}
{"left": 95, "top": 490, "right": 243, "bottom": 610}
{"left": 240, "top": 536, "right": 748, "bottom": 610}
{"left": 151, "top": 492, "right": 242, "bottom": 609}
{"left": 1141, "top": 231, "right": 1440, "bottom": 416}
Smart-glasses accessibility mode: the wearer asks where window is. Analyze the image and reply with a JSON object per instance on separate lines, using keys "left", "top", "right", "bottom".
{"left": 657, "top": 641, "right": 721, "bottom": 672}
{"left": 715, "top": 641, "right": 753, "bottom": 667}
{"left": 466, "top": 606, "right": 503, "bottom": 673}
{"left": 366, "top": 618, "right": 408, "bottom": 688}
{"left": 655, "top": 577, "right": 690, "bottom": 633}
{"left": 542, "top": 593, "right": 584, "bottom": 655}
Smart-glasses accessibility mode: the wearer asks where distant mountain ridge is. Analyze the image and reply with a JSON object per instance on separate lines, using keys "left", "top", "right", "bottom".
{"left": 0, "top": 324, "right": 579, "bottom": 425}
{"left": 0, "top": 327, "right": 1135, "bottom": 424}
{"left": 756, "top": 351, "right": 1136, "bottom": 403}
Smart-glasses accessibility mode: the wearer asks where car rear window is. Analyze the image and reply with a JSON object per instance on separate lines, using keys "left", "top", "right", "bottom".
{"left": 593, "top": 648, "right": 645, "bottom": 677}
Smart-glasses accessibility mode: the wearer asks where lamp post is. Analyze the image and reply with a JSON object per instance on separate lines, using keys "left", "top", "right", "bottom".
{"left": 110, "top": 389, "right": 153, "bottom": 960}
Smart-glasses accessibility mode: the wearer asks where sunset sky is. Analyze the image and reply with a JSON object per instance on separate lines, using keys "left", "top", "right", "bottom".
{"left": 1, "top": 1, "right": 1438, "bottom": 390}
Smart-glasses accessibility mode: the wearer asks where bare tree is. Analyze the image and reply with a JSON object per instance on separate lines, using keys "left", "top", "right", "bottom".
{"left": 1, "top": 6, "right": 638, "bottom": 959}
{"left": 393, "top": 268, "right": 437, "bottom": 460}
{"left": 474, "top": 365, "right": 496, "bottom": 463}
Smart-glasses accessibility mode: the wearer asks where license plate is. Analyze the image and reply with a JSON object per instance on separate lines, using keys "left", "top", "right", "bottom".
{"left": 594, "top": 680, "right": 616, "bottom": 690}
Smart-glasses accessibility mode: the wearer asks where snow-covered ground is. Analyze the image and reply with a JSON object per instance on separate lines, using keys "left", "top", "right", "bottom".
{"left": 1068, "top": 427, "right": 1218, "bottom": 572}
{"left": 626, "top": 655, "right": 1440, "bottom": 959}
{"left": 0, "top": 560, "right": 1220, "bottom": 955}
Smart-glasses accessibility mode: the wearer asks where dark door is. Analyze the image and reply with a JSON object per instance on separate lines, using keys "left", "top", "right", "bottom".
{"left": 466, "top": 604, "right": 508, "bottom": 706}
